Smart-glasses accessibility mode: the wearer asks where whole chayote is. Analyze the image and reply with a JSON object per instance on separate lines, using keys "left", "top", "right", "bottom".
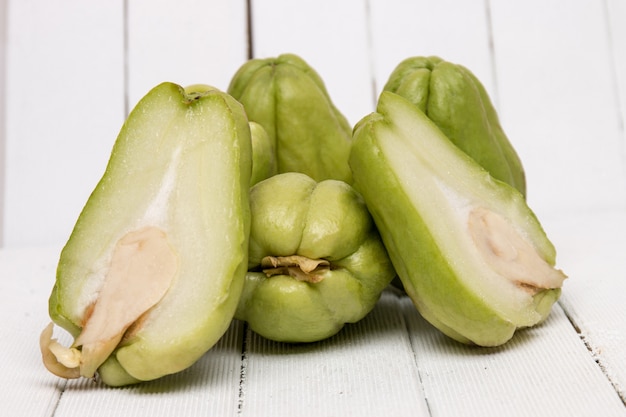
{"left": 383, "top": 56, "right": 526, "bottom": 197}
{"left": 228, "top": 53, "right": 353, "bottom": 184}
{"left": 236, "top": 172, "right": 395, "bottom": 343}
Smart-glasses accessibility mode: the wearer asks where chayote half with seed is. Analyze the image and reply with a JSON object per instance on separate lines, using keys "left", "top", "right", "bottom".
{"left": 235, "top": 172, "right": 395, "bottom": 343}
{"left": 227, "top": 53, "right": 353, "bottom": 184}
{"left": 350, "top": 91, "right": 566, "bottom": 346}
{"left": 383, "top": 56, "right": 526, "bottom": 196}
{"left": 40, "top": 82, "right": 252, "bottom": 386}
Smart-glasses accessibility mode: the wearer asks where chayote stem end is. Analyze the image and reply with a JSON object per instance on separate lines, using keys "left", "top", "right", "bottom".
{"left": 261, "top": 255, "right": 329, "bottom": 283}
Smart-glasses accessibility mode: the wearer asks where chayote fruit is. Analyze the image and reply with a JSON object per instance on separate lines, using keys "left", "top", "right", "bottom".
{"left": 184, "top": 85, "right": 276, "bottom": 186}
{"left": 249, "top": 121, "right": 277, "bottom": 186}
{"left": 40, "top": 82, "right": 252, "bottom": 386}
{"left": 227, "top": 53, "right": 353, "bottom": 184}
{"left": 350, "top": 91, "right": 566, "bottom": 346}
{"left": 235, "top": 172, "right": 395, "bottom": 343}
{"left": 383, "top": 56, "right": 526, "bottom": 197}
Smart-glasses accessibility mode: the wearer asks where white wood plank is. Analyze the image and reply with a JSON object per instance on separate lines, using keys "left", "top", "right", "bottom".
{"left": 401, "top": 297, "right": 626, "bottom": 416}
{"left": 369, "top": 0, "right": 496, "bottom": 104}
{"left": 490, "top": 0, "right": 626, "bottom": 219}
{"left": 607, "top": 0, "right": 626, "bottom": 157}
{"left": 4, "top": 0, "right": 125, "bottom": 248}
{"left": 0, "top": 0, "right": 7, "bottom": 246}
{"left": 126, "top": 0, "right": 248, "bottom": 111}
{"left": 52, "top": 321, "right": 244, "bottom": 417}
{"left": 0, "top": 246, "right": 66, "bottom": 417}
{"left": 547, "top": 209, "right": 626, "bottom": 404}
{"left": 250, "top": 0, "right": 373, "bottom": 126}
{"left": 239, "top": 291, "right": 430, "bottom": 417}
{"left": 0, "top": 245, "right": 244, "bottom": 417}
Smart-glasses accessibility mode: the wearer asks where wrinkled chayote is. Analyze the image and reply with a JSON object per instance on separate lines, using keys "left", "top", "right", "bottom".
{"left": 227, "top": 53, "right": 353, "bottom": 184}
{"left": 235, "top": 172, "right": 395, "bottom": 343}
{"left": 40, "top": 82, "right": 252, "bottom": 386}
{"left": 383, "top": 56, "right": 526, "bottom": 196}
{"left": 350, "top": 91, "right": 566, "bottom": 346}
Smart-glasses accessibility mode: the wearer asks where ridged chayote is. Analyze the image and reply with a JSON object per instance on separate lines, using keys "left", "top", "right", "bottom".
{"left": 228, "top": 53, "right": 353, "bottom": 184}
{"left": 383, "top": 56, "right": 526, "bottom": 196}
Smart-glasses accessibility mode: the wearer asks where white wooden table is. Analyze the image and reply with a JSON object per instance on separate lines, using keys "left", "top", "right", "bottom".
{"left": 1, "top": 1, "right": 625, "bottom": 416}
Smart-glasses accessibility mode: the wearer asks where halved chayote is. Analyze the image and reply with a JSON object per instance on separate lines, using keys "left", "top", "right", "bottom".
{"left": 350, "top": 91, "right": 566, "bottom": 346}
{"left": 40, "top": 82, "right": 252, "bottom": 386}
{"left": 227, "top": 53, "right": 353, "bottom": 184}
{"left": 235, "top": 172, "right": 395, "bottom": 343}
{"left": 184, "top": 85, "right": 276, "bottom": 186}
{"left": 383, "top": 56, "right": 526, "bottom": 196}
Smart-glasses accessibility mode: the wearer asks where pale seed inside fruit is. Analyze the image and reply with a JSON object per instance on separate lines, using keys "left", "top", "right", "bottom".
{"left": 468, "top": 207, "right": 567, "bottom": 293}
{"left": 41, "top": 226, "right": 178, "bottom": 379}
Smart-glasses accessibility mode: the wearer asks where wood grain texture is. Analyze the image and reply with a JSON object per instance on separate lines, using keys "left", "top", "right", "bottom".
{"left": 403, "top": 297, "right": 625, "bottom": 416}
{"left": 1, "top": 242, "right": 625, "bottom": 416}
{"left": 52, "top": 321, "right": 244, "bottom": 417}
{"left": 0, "top": 246, "right": 66, "bottom": 417}
{"left": 548, "top": 209, "right": 626, "bottom": 405}
{"left": 239, "top": 291, "right": 430, "bottom": 417}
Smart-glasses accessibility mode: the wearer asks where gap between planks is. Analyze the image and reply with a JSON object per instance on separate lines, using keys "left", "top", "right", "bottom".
{"left": 559, "top": 300, "right": 626, "bottom": 406}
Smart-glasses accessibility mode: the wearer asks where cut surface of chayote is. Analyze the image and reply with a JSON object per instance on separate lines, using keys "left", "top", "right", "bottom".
{"left": 349, "top": 91, "right": 566, "bottom": 346}
{"left": 227, "top": 53, "right": 353, "bottom": 183}
{"left": 383, "top": 56, "right": 526, "bottom": 197}
{"left": 183, "top": 85, "right": 275, "bottom": 187}
{"left": 235, "top": 172, "right": 395, "bottom": 343}
{"left": 41, "top": 82, "right": 252, "bottom": 386}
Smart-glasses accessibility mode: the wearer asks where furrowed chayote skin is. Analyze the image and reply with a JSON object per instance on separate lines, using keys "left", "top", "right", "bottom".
{"left": 40, "top": 82, "right": 252, "bottom": 386}
{"left": 227, "top": 53, "right": 353, "bottom": 183}
{"left": 349, "top": 91, "right": 566, "bottom": 346}
{"left": 383, "top": 56, "right": 526, "bottom": 197}
{"left": 235, "top": 172, "right": 395, "bottom": 343}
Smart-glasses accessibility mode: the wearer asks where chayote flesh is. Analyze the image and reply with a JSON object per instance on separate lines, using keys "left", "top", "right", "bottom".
{"left": 40, "top": 82, "right": 252, "bottom": 386}
{"left": 227, "top": 53, "right": 353, "bottom": 184}
{"left": 183, "top": 85, "right": 276, "bottom": 187}
{"left": 350, "top": 91, "right": 566, "bottom": 346}
{"left": 383, "top": 56, "right": 526, "bottom": 196}
{"left": 235, "top": 172, "right": 395, "bottom": 343}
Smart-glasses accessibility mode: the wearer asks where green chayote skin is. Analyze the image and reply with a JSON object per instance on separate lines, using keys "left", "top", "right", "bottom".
{"left": 249, "top": 121, "right": 277, "bottom": 186}
{"left": 43, "top": 83, "right": 251, "bottom": 386}
{"left": 227, "top": 53, "right": 353, "bottom": 184}
{"left": 383, "top": 56, "right": 526, "bottom": 197}
{"left": 350, "top": 92, "right": 566, "bottom": 346}
{"left": 235, "top": 172, "right": 395, "bottom": 343}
